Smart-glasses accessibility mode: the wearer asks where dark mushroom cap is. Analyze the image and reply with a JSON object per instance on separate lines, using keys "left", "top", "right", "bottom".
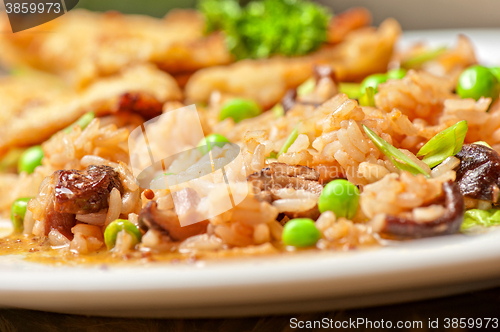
{"left": 455, "top": 144, "right": 500, "bottom": 203}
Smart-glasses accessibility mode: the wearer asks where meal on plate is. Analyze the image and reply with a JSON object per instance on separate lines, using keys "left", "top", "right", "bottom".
{"left": 0, "top": 0, "right": 499, "bottom": 263}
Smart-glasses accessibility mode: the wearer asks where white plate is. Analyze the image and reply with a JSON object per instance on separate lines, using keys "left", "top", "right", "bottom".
{"left": 2, "top": 29, "right": 500, "bottom": 318}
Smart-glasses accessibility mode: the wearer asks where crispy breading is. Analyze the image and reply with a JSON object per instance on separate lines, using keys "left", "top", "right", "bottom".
{"left": 0, "top": 64, "right": 182, "bottom": 153}
{"left": 185, "top": 19, "right": 401, "bottom": 109}
{"left": 0, "top": 9, "right": 232, "bottom": 88}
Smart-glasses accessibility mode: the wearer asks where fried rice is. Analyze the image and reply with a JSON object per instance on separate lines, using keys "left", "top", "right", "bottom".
{"left": 0, "top": 4, "right": 499, "bottom": 263}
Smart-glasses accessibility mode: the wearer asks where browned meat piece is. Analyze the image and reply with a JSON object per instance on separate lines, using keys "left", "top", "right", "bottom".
{"left": 0, "top": 64, "right": 182, "bottom": 153}
{"left": 248, "top": 163, "right": 324, "bottom": 220}
{"left": 0, "top": 9, "right": 232, "bottom": 88}
{"left": 381, "top": 181, "right": 464, "bottom": 238}
{"left": 138, "top": 200, "right": 208, "bottom": 242}
{"left": 186, "top": 18, "right": 401, "bottom": 108}
{"left": 54, "top": 165, "right": 123, "bottom": 214}
{"left": 455, "top": 144, "right": 500, "bottom": 204}
{"left": 116, "top": 92, "right": 163, "bottom": 120}
{"left": 46, "top": 207, "right": 76, "bottom": 240}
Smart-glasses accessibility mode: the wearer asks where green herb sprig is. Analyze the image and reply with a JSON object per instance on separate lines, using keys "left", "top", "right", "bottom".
{"left": 199, "top": 0, "right": 331, "bottom": 60}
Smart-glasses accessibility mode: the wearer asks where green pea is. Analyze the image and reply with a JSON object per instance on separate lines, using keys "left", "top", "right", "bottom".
{"left": 282, "top": 218, "right": 321, "bottom": 247}
{"left": 360, "top": 73, "right": 388, "bottom": 94}
{"left": 271, "top": 103, "right": 284, "bottom": 118}
{"left": 457, "top": 65, "right": 500, "bottom": 101}
{"left": 18, "top": 145, "right": 44, "bottom": 174}
{"left": 219, "top": 98, "right": 262, "bottom": 123}
{"left": 338, "top": 82, "right": 362, "bottom": 99}
{"left": 489, "top": 67, "right": 500, "bottom": 84}
{"left": 197, "top": 134, "right": 230, "bottom": 155}
{"left": 104, "top": 219, "right": 142, "bottom": 250}
{"left": 297, "top": 77, "right": 315, "bottom": 96}
{"left": 387, "top": 68, "right": 407, "bottom": 80}
{"left": 318, "top": 179, "right": 360, "bottom": 219}
{"left": 10, "top": 197, "right": 31, "bottom": 233}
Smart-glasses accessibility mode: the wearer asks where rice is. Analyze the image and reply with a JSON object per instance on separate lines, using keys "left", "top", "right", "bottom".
{"left": 360, "top": 171, "right": 452, "bottom": 219}
{"left": 75, "top": 212, "right": 107, "bottom": 226}
{"left": 315, "top": 211, "right": 379, "bottom": 249}
{"left": 272, "top": 198, "right": 317, "bottom": 213}
{"left": 431, "top": 156, "right": 460, "bottom": 178}
{"left": 105, "top": 188, "right": 122, "bottom": 227}
{"left": 69, "top": 224, "right": 104, "bottom": 254}
{"left": 178, "top": 234, "right": 224, "bottom": 253}
{"left": 48, "top": 229, "right": 70, "bottom": 248}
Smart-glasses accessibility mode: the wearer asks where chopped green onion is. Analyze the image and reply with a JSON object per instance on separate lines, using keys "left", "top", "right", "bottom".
{"left": 473, "top": 141, "right": 492, "bottom": 148}
{"left": 401, "top": 46, "right": 447, "bottom": 69}
{"left": 271, "top": 103, "right": 285, "bottom": 118}
{"left": 338, "top": 82, "right": 361, "bottom": 99}
{"left": 266, "top": 151, "right": 278, "bottom": 159}
{"left": 297, "top": 77, "right": 315, "bottom": 96}
{"left": 63, "top": 112, "right": 95, "bottom": 134}
{"left": 462, "top": 209, "right": 500, "bottom": 230}
{"left": 358, "top": 86, "right": 376, "bottom": 107}
{"left": 363, "top": 125, "right": 430, "bottom": 177}
{"left": 278, "top": 124, "right": 300, "bottom": 156}
{"left": 417, "top": 120, "right": 468, "bottom": 168}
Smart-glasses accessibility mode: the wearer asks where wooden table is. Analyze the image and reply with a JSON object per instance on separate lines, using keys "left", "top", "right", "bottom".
{"left": 0, "top": 286, "right": 499, "bottom": 331}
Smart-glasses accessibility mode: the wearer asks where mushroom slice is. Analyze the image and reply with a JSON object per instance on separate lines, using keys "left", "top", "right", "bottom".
{"left": 248, "top": 163, "right": 323, "bottom": 220}
{"left": 138, "top": 200, "right": 208, "bottom": 242}
{"left": 455, "top": 144, "right": 500, "bottom": 204}
{"left": 381, "top": 181, "right": 464, "bottom": 238}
